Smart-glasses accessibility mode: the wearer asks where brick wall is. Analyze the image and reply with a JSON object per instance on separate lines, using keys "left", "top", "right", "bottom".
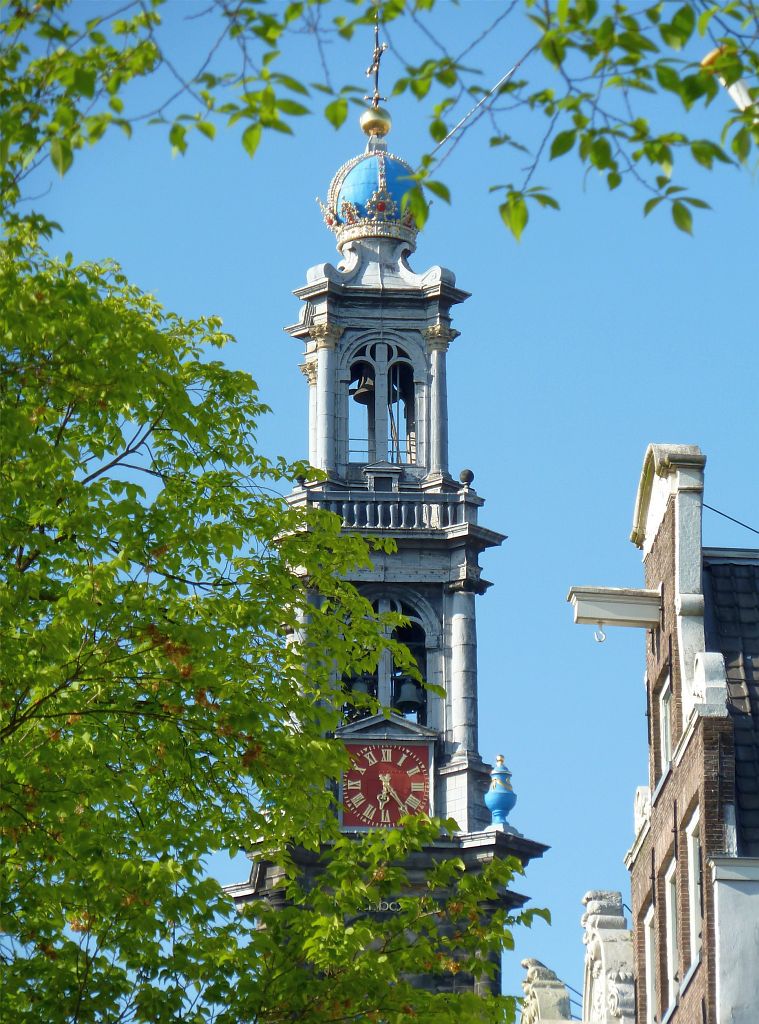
{"left": 629, "top": 499, "right": 736, "bottom": 1024}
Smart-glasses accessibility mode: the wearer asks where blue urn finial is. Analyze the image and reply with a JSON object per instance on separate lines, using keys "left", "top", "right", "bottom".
{"left": 484, "top": 754, "right": 517, "bottom": 829}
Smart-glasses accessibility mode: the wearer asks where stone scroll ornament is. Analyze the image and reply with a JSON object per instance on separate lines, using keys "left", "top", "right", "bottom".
{"left": 581, "top": 891, "right": 635, "bottom": 1023}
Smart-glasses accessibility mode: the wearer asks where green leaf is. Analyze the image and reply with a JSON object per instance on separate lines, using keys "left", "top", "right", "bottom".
{"left": 169, "top": 122, "right": 187, "bottom": 154}
{"left": 73, "top": 67, "right": 97, "bottom": 98}
{"left": 671, "top": 200, "right": 693, "bottom": 234}
{"left": 49, "top": 137, "right": 73, "bottom": 175}
{"left": 550, "top": 130, "right": 576, "bottom": 159}
{"left": 655, "top": 63, "right": 681, "bottom": 94}
{"left": 590, "top": 136, "right": 613, "bottom": 170}
{"left": 607, "top": 170, "right": 622, "bottom": 190}
{"left": 276, "top": 98, "right": 309, "bottom": 117}
{"left": 242, "top": 122, "right": 262, "bottom": 156}
{"left": 425, "top": 180, "right": 451, "bottom": 203}
{"left": 499, "top": 194, "right": 528, "bottom": 241}
{"left": 324, "top": 97, "right": 348, "bottom": 129}
{"left": 429, "top": 118, "right": 447, "bottom": 143}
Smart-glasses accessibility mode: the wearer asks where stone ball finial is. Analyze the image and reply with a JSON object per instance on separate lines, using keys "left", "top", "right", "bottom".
{"left": 459, "top": 468, "right": 474, "bottom": 485}
{"left": 360, "top": 105, "right": 392, "bottom": 138}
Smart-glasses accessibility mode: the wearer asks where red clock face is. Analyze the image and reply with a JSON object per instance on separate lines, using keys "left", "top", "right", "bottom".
{"left": 342, "top": 743, "right": 430, "bottom": 827}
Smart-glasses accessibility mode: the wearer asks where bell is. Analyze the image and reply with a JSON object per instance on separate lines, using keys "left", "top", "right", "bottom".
{"left": 394, "top": 676, "right": 425, "bottom": 714}
{"left": 350, "top": 376, "right": 375, "bottom": 405}
{"left": 350, "top": 673, "right": 374, "bottom": 696}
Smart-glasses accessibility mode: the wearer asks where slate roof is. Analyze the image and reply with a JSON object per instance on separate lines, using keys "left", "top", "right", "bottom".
{"left": 703, "top": 552, "right": 759, "bottom": 856}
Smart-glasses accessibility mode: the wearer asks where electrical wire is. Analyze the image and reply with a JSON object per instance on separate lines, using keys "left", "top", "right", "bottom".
{"left": 703, "top": 503, "right": 759, "bottom": 538}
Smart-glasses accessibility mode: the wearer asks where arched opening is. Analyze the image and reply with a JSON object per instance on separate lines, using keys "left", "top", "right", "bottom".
{"left": 348, "top": 359, "right": 375, "bottom": 462}
{"left": 391, "top": 618, "right": 427, "bottom": 725}
{"left": 387, "top": 361, "right": 416, "bottom": 464}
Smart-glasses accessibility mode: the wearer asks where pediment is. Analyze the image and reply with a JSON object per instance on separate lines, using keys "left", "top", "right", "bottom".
{"left": 363, "top": 460, "right": 402, "bottom": 474}
{"left": 336, "top": 712, "right": 437, "bottom": 741}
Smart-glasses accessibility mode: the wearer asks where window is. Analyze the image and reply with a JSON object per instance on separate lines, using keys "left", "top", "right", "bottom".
{"left": 659, "top": 676, "right": 672, "bottom": 774}
{"left": 686, "top": 809, "right": 703, "bottom": 968}
{"left": 664, "top": 860, "right": 679, "bottom": 1012}
{"left": 644, "top": 903, "right": 657, "bottom": 1024}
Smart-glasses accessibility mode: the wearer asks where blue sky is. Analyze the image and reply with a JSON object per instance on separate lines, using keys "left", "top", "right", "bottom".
{"left": 38, "top": 1, "right": 758, "bottom": 1012}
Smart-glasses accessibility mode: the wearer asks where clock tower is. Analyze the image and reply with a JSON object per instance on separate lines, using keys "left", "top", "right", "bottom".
{"left": 231, "top": 88, "right": 546, "bottom": 998}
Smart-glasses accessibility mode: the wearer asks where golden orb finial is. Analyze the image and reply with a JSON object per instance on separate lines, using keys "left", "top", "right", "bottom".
{"left": 360, "top": 105, "right": 392, "bottom": 138}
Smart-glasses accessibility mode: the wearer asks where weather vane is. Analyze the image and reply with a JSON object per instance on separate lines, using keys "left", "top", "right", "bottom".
{"left": 365, "top": 10, "right": 387, "bottom": 110}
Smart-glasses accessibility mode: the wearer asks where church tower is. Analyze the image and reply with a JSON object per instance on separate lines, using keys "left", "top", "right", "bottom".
{"left": 230, "top": 57, "right": 547, "bottom": 1000}
{"left": 286, "top": 103, "right": 503, "bottom": 835}
{"left": 286, "top": 90, "right": 545, "bottom": 856}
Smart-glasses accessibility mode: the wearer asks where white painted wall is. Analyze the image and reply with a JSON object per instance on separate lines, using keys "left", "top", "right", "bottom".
{"left": 711, "top": 857, "right": 759, "bottom": 1024}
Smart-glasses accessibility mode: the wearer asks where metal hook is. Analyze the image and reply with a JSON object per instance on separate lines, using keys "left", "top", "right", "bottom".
{"left": 594, "top": 624, "right": 607, "bottom": 644}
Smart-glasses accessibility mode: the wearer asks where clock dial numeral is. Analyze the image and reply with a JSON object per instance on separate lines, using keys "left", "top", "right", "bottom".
{"left": 381, "top": 748, "right": 393, "bottom": 762}
{"left": 346, "top": 779, "right": 361, "bottom": 790}
{"left": 363, "top": 804, "right": 377, "bottom": 821}
{"left": 406, "top": 794, "right": 421, "bottom": 811}
{"left": 349, "top": 793, "right": 365, "bottom": 809}
{"left": 410, "top": 781, "right": 425, "bottom": 792}
{"left": 364, "top": 749, "right": 378, "bottom": 766}
{"left": 396, "top": 752, "right": 407, "bottom": 766}
{"left": 380, "top": 807, "right": 391, "bottom": 823}
{"left": 406, "top": 764, "right": 420, "bottom": 776}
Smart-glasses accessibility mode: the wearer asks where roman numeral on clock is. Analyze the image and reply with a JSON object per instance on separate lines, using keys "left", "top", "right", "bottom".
{"left": 381, "top": 807, "right": 391, "bottom": 823}
{"left": 406, "top": 764, "right": 420, "bottom": 776}
{"left": 364, "top": 750, "right": 378, "bottom": 766}
{"left": 349, "top": 793, "right": 365, "bottom": 809}
{"left": 381, "top": 748, "right": 392, "bottom": 762}
{"left": 410, "top": 781, "right": 425, "bottom": 792}
{"left": 346, "top": 779, "right": 361, "bottom": 790}
{"left": 405, "top": 794, "right": 421, "bottom": 811}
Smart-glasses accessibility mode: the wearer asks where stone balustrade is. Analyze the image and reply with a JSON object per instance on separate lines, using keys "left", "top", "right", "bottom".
{"left": 311, "top": 492, "right": 473, "bottom": 531}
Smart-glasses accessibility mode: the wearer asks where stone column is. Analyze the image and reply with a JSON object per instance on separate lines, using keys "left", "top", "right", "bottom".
{"left": 309, "top": 323, "right": 343, "bottom": 475}
{"left": 449, "top": 587, "right": 477, "bottom": 752}
{"left": 299, "top": 359, "right": 318, "bottom": 467}
{"left": 423, "top": 324, "right": 458, "bottom": 477}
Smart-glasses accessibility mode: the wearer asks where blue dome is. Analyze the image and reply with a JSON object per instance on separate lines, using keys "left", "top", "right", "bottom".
{"left": 335, "top": 153, "right": 412, "bottom": 224}
{"left": 320, "top": 144, "right": 418, "bottom": 248}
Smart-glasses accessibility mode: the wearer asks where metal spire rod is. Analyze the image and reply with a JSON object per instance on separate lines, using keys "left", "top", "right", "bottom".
{"left": 365, "top": 10, "right": 387, "bottom": 109}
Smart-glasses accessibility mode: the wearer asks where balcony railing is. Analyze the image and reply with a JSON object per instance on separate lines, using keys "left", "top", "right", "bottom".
{"left": 310, "top": 491, "right": 475, "bottom": 531}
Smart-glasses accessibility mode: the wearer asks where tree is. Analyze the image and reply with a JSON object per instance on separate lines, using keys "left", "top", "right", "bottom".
{"left": 0, "top": 228, "right": 545, "bottom": 1021}
{"left": 0, "top": 0, "right": 756, "bottom": 239}
{"left": 2, "top": 2, "right": 753, "bottom": 1019}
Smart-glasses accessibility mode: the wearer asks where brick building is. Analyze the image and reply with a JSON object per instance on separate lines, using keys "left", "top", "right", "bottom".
{"left": 524, "top": 443, "right": 759, "bottom": 1024}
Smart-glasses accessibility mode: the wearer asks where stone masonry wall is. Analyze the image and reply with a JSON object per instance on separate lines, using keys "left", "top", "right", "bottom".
{"left": 629, "top": 499, "right": 735, "bottom": 1024}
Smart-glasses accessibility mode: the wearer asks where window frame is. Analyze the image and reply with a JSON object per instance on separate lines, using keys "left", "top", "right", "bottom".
{"left": 659, "top": 675, "right": 673, "bottom": 776}
{"left": 685, "top": 808, "right": 702, "bottom": 969}
{"left": 643, "top": 902, "right": 657, "bottom": 1024}
{"left": 663, "top": 858, "right": 679, "bottom": 1013}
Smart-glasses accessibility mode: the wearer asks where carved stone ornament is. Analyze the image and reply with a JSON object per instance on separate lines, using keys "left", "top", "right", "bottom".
{"left": 299, "top": 360, "right": 317, "bottom": 386}
{"left": 422, "top": 322, "right": 460, "bottom": 351}
{"left": 520, "top": 958, "right": 572, "bottom": 1023}
{"left": 581, "top": 891, "right": 635, "bottom": 1024}
{"left": 308, "top": 322, "right": 344, "bottom": 348}
{"left": 633, "top": 785, "right": 651, "bottom": 836}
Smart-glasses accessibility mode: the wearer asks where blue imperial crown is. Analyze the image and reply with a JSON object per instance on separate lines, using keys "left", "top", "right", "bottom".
{"left": 319, "top": 137, "right": 418, "bottom": 250}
